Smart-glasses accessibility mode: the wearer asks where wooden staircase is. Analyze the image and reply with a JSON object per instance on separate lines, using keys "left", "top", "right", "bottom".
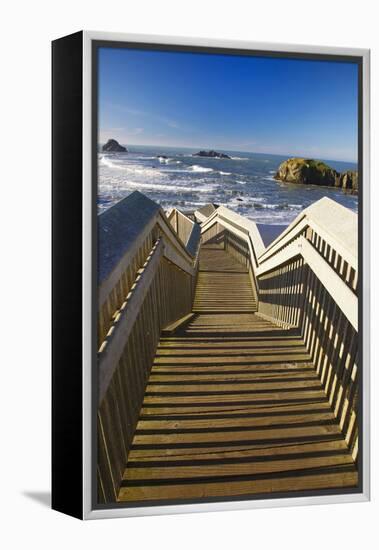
{"left": 117, "top": 243, "right": 357, "bottom": 503}
{"left": 193, "top": 244, "right": 257, "bottom": 313}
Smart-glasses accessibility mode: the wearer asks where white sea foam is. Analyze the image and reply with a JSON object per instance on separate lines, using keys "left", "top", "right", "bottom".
{"left": 98, "top": 147, "right": 358, "bottom": 225}
{"left": 191, "top": 165, "right": 214, "bottom": 173}
{"left": 230, "top": 156, "right": 249, "bottom": 160}
{"left": 100, "top": 156, "right": 124, "bottom": 170}
{"left": 134, "top": 156, "right": 157, "bottom": 160}
{"left": 158, "top": 157, "right": 172, "bottom": 164}
{"left": 99, "top": 179, "right": 217, "bottom": 194}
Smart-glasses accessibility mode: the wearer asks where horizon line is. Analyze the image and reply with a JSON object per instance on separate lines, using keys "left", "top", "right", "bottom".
{"left": 98, "top": 140, "right": 358, "bottom": 165}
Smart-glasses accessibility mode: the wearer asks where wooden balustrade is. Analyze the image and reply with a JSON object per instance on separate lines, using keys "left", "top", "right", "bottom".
{"left": 257, "top": 256, "right": 305, "bottom": 328}
{"left": 199, "top": 198, "right": 359, "bottom": 461}
{"left": 255, "top": 200, "right": 358, "bottom": 459}
{"left": 167, "top": 208, "right": 197, "bottom": 248}
{"left": 98, "top": 233, "right": 154, "bottom": 346}
{"left": 201, "top": 221, "right": 225, "bottom": 246}
{"left": 97, "top": 193, "right": 359, "bottom": 503}
{"left": 257, "top": 255, "right": 358, "bottom": 460}
{"left": 301, "top": 267, "right": 358, "bottom": 460}
{"left": 97, "top": 192, "right": 198, "bottom": 503}
{"left": 305, "top": 226, "right": 358, "bottom": 293}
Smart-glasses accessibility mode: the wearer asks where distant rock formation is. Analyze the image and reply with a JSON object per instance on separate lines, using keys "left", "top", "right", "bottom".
{"left": 193, "top": 150, "right": 231, "bottom": 159}
{"left": 275, "top": 157, "right": 358, "bottom": 194}
{"left": 337, "top": 170, "right": 359, "bottom": 194}
{"left": 102, "top": 139, "right": 127, "bottom": 153}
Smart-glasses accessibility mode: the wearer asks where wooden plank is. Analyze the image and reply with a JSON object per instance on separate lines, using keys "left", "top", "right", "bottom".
{"left": 127, "top": 438, "right": 349, "bottom": 462}
{"left": 114, "top": 241, "right": 357, "bottom": 504}
{"left": 118, "top": 470, "right": 358, "bottom": 502}
{"left": 132, "top": 424, "right": 341, "bottom": 446}
{"left": 161, "top": 313, "right": 195, "bottom": 336}
{"left": 153, "top": 354, "right": 313, "bottom": 365}
{"left": 124, "top": 454, "right": 354, "bottom": 482}
{"left": 145, "top": 380, "right": 322, "bottom": 394}
{"left": 136, "top": 411, "right": 336, "bottom": 431}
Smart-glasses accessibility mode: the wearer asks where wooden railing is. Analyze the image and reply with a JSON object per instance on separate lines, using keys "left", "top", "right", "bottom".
{"left": 97, "top": 192, "right": 200, "bottom": 503}
{"left": 256, "top": 198, "right": 358, "bottom": 461}
{"left": 97, "top": 193, "right": 359, "bottom": 503}
{"left": 199, "top": 197, "right": 358, "bottom": 461}
{"left": 201, "top": 206, "right": 266, "bottom": 308}
{"left": 167, "top": 208, "right": 197, "bottom": 249}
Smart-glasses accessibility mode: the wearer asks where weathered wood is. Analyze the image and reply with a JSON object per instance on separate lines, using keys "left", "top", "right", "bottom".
{"left": 193, "top": 245, "right": 257, "bottom": 313}
{"left": 98, "top": 195, "right": 358, "bottom": 505}
{"left": 118, "top": 470, "right": 358, "bottom": 502}
{"left": 98, "top": 200, "right": 200, "bottom": 503}
{"left": 161, "top": 313, "right": 195, "bottom": 336}
{"left": 98, "top": 240, "right": 164, "bottom": 401}
{"left": 118, "top": 249, "right": 357, "bottom": 504}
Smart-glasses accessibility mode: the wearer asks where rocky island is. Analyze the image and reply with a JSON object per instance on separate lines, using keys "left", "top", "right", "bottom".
{"left": 102, "top": 139, "right": 128, "bottom": 153}
{"left": 193, "top": 150, "right": 231, "bottom": 159}
{"left": 275, "top": 157, "right": 358, "bottom": 194}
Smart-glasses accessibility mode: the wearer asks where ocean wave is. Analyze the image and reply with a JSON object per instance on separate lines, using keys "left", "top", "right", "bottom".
{"left": 191, "top": 165, "right": 214, "bottom": 173}
{"left": 99, "top": 179, "right": 217, "bottom": 194}
{"left": 230, "top": 156, "right": 249, "bottom": 160}
{"left": 134, "top": 156, "right": 157, "bottom": 160}
{"left": 255, "top": 203, "right": 302, "bottom": 211}
{"left": 219, "top": 171, "right": 231, "bottom": 176}
{"left": 100, "top": 156, "right": 124, "bottom": 170}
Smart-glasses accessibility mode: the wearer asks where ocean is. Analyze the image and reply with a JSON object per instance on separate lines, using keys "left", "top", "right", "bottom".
{"left": 98, "top": 145, "right": 358, "bottom": 225}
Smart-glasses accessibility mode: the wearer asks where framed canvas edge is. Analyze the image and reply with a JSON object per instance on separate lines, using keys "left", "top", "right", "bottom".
{"left": 81, "top": 30, "right": 371, "bottom": 520}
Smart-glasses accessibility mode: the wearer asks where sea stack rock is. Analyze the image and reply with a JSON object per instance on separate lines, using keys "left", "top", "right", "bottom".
{"left": 339, "top": 170, "right": 358, "bottom": 194}
{"left": 102, "top": 139, "right": 127, "bottom": 153}
{"left": 193, "top": 150, "right": 231, "bottom": 159}
{"left": 274, "top": 158, "right": 338, "bottom": 186}
{"left": 275, "top": 157, "right": 358, "bottom": 195}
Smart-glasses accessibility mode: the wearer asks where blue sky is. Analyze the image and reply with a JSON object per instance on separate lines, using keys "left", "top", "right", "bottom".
{"left": 99, "top": 47, "right": 358, "bottom": 162}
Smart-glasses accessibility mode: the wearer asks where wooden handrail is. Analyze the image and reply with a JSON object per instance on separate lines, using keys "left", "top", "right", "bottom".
{"left": 99, "top": 193, "right": 195, "bottom": 310}
{"left": 98, "top": 238, "right": 164, "bottom": 401}
{"left": 201, "top": 205, "right": 265, "bottom": 268}
{"left": 98, "top": 195, "right": 201, "bottom": 402}
{"left": 201, "top": 198, "right": 358, "bottom": 330}
{"left": 98, "top": 193, "right": 198, "bottom": 346}
{"left": 97, "top": 193, "right": 360, "bottom": 502}
{"left": 257, "top": 235, "right": 358, "bottom": 330}
{"left": 258, "top": 197, "right": 357, "bottom": 269}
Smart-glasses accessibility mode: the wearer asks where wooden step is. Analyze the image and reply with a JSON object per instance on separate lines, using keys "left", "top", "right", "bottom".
{"left": 117, "top": 244, "right": 357, "bottom": 503}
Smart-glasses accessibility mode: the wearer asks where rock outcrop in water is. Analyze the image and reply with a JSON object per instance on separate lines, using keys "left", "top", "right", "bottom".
{"left": 275, "top": 157, "right": 358, "bottom": 194}
{"left": 193, "top": 150, "right": 231, "bottom": 159}
{"left": 102, "top": 139, "right": 127, "bottom": 153}
{"left": 337, "top": 170, "right": 359, "bottom": 194}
